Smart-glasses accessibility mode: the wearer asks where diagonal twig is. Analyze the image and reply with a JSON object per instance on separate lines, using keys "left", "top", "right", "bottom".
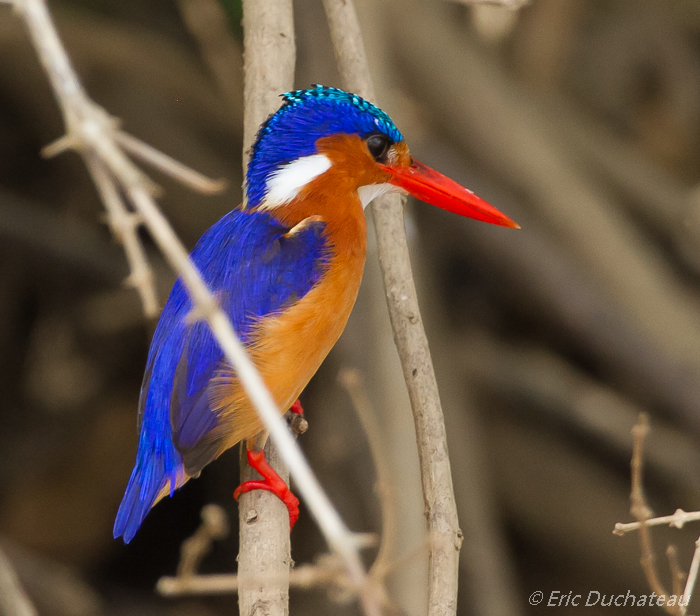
{"left": 115, "top": 132, "right": 227, "bottom": 195}
{"left": 84, "top": 154, "right": 157, "bottom": 316}
{"left": 6, "top": 2, "right": 381, "bottom": 612}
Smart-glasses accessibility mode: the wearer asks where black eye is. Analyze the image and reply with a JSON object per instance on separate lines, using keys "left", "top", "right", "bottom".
{"left": 366, "top": 134, "right": 391, "bottom": 162}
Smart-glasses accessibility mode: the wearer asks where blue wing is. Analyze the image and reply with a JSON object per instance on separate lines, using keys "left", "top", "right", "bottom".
{"left": 114, "top": 208, "right": 330, "bottom": 542}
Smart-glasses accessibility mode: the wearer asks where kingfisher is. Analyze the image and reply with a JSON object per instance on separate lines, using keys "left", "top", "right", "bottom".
{"left": 113, "top": 85, "right": 517, "bottom": 543}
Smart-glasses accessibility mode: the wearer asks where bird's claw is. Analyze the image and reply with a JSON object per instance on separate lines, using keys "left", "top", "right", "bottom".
{"left": 234, "top": 449, "right": 300, "bottom": 530}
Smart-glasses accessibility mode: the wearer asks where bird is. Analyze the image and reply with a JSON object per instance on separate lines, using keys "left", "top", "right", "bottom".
{"left": 113, "top": 84, "right": 518, "bottom": 543}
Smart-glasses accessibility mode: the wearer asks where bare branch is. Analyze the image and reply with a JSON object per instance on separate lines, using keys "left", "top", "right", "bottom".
{"left": 158, "top": 556, "right": 351, "bottom": 598}
{"left": 615, "top": 509, "right": 700, "bottom": 536}
{"left": 614, "top": 415, "right": 700, "bottom": 613}
{"left": 682, "top": 537, "right": 700, "bottom": 614}
{"left": 322, "top": 1, "right": 462, "bottom": 614}
{"left": 116, "top": 132, "right": 227, "bottom": 195}
{"left": 177, "top": 504, "right": 229, "bottom": 579}
{"left": 624, "top": 414, "right": 684, "bottom": 615}
{"left": 629, "top": 415, "right": 671, "bottom": 606}
{"left": 84, "top": 154, "right": 158, "bottom": 317}
{"left": 667, "top": 546, "right": 686, "bottom": 604}
{"left": 237, "top": 2, "right": 295, "bottom": 614}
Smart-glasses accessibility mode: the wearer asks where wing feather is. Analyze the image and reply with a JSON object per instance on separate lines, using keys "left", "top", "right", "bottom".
{"left": 113, "top": 208, "right": 330, "bottom": 542}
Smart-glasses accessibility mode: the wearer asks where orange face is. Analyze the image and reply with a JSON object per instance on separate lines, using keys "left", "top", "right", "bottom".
{"left": 314, "top": 133, "right": 401, "bottom": 192}
{"left": 307, "top": 133, "right": 518, "bottom": 229}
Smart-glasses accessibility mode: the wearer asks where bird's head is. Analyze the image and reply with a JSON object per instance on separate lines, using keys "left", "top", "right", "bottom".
{"left": 246, "top": 85, "right": 518, "bottom": 228}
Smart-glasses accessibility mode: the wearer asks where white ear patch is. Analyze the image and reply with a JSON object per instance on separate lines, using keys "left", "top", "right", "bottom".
{"left": 262, "top": 154, "right": 332, "bottom": 208}
{"left": 357, "top": 183, "right": 398, "bottom": 209}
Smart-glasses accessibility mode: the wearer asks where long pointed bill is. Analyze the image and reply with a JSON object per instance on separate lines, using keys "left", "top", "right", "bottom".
{"left": 380, "top": 159, "right": 519, "bottom": 229}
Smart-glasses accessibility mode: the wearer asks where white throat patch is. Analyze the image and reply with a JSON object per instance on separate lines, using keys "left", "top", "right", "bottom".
{"left": 262, "top": 154, "right": 332, "bottom": 209}
{"left": 357, "top": 183, "right": 398, "bottom": 209}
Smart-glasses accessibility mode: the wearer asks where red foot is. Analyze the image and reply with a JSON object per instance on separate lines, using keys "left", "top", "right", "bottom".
{"left": 234, "top": 449, "right": 300, "bottom": 530}
{"left": 290, "top": 399, "right": 304, "bottom": 415}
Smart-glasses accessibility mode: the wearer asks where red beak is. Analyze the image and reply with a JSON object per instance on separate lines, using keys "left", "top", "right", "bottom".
{"left": 380, "top": 159, "right": 519, "bottom": 229}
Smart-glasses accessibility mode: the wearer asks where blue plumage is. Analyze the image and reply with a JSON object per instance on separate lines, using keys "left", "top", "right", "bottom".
{"left": 114, "top": 208, "right": 330, "bottom": 542}
{"left": 246, "top": 84, "right": 403, "bottom": 206}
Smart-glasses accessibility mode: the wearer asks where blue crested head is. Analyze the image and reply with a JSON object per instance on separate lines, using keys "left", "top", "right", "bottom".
{"left": 246, "top": 85, "right": 404, "bottom": 207}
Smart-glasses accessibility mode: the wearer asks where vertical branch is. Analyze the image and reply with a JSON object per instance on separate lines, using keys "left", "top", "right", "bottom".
{"left": 630, "top": 415, "right": 667, "bottom": 600}
{"left": 683, "top": 538, "right": 700, "bottom": 612}
{"left": 321, "top": 2, "right": 462, "bottom": 615}
{"left": 238, "top": 2, "right": 295, "bottom": 615}
{"left": 629, "top": 414, "right": 680, "bottom": 615}
{"left": 241, "top": 0, "right": 295, "bottom": 197}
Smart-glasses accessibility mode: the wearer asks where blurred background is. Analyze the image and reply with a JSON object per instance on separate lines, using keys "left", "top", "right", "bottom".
{"left": 1, "top": 0, "right": 700, "bottom": 614}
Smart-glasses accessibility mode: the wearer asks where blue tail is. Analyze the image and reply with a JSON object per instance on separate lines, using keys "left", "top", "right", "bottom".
{"left": 113, "top": 437, "right": 183, "bottom": 543}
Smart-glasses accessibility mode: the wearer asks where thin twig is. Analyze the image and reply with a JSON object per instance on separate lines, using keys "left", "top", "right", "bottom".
{"left": 84, "top": 154, "right": 158, "bottom": 317}
{"left": 338, "top": 369, "right": 397, "bottom": 581}
{"left": 322, "top": 1, "right": 462, "bottom": 615}
{"left": 338, "top": 369, "right": 447, "bottom": 608}
{"left": 116, "top": 132, "right": 228, "bottom": 194}
{"left": 628, "top": 414, "right": 679, "bottom": 615}
{"left": 630, "top": 416, "right": 667, "bottom": 596}
{"left": 176, "top": 505, "right": 229, "bottom": 578}
{"left": 667, "top": 546, "right": 685, "bottom": 604}
{"left": 9, "top": 1, "right": 379, "bottom": 610}
{"left": 159, "top": 556, "right": 348, "bottom": 597}
{"left": 615, "top": 509, "right": 700, "bottom": 536}
{"left": 682, "top": 537, "right": 700, "bottom": 613}
{"left": 615, "top": 415, "right": 700, "bottom": 613}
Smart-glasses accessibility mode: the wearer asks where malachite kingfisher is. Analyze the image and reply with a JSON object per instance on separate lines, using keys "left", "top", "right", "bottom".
{"left": 113, "top": 85, "right": 518, "bottom": 543}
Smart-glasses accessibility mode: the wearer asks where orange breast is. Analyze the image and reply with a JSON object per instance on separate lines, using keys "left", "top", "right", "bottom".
{"left": 209, "top": 190, "right": 367, "bottom": 449}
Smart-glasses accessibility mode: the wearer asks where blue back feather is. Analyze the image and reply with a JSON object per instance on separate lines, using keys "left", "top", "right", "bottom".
{"left": 114, "top": 208, "right": 330, "bottom": 542}
{"left": 247, "top": 84, "right": 403, "bottom": 206}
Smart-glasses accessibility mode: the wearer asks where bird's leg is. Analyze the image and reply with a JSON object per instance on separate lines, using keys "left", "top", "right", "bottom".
{"left": 289, "top": 398, "right": 304, "bottom": 415}
{"left": 287, "top": 398, "right": 308, "bottom": 436}
{"left": 234, "top": 448, "right": 300, "bottom": 529}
